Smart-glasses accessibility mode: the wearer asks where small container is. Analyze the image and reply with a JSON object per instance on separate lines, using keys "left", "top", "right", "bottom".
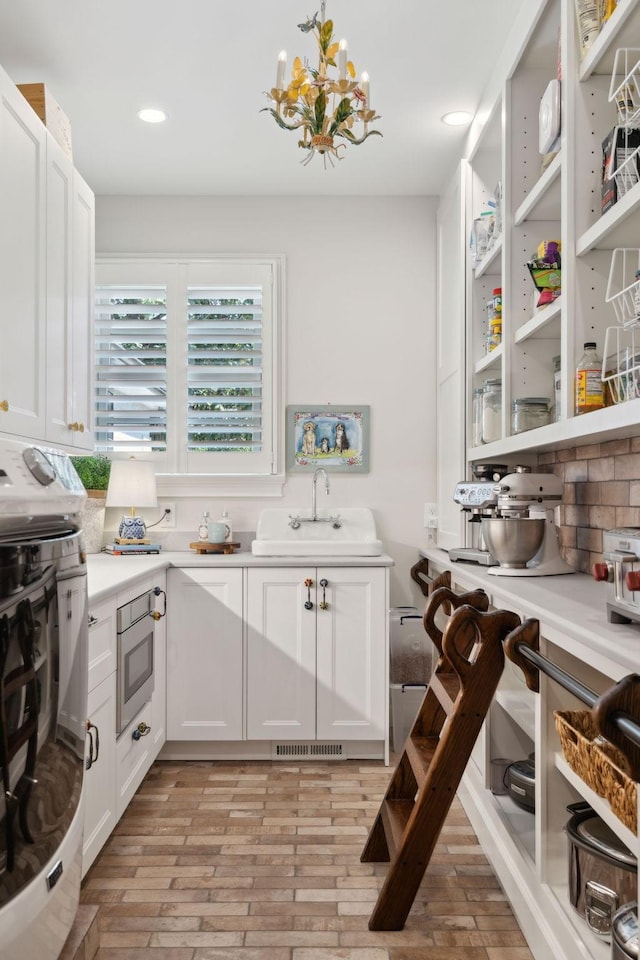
{"left": 481, "top": 378, "right": 502, "bottom": 444}
{"left": 492, "top": 287, "right": 502, "bottom": 317}
{"left": 472, "top": 386, "right": 484, "bottom": 446}
{"left": 198, "top": 510, "right": 210, "bottom": 541}
{"left": 218, "top": 508, "right": 233, "bottom": 543}
{"left": 207, "top": 522, "right": 227, "bottom": 543}
{"left": 511, "top": 397, "right": 551, "bottom": 434}
{"left": 575, "top": 341, "right": 604, "bottom": 415}
{"left": 552, "top": 355, "right": 561, "bottom": 422}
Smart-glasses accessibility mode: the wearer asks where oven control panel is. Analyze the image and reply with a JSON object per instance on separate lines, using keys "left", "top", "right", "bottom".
{"left": 0, "top": 438, "right": 85, "bottom": 518}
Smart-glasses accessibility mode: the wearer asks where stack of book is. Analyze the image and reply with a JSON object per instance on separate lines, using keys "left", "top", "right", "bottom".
{"left": 104, "top": 542, "right": 162, "bottom": 555}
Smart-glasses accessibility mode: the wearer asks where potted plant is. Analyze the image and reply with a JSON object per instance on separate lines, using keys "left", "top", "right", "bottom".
{"left": 70, "top": 455, "right": 111, "bottom": 496}
{"left": 71, "top": 455, "right": 111, "bottom": 552}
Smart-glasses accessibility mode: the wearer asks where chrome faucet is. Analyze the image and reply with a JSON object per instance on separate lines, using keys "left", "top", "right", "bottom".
{"left": 288, "top": 466, "right": 342, "bottom": 529}
{"left": 311, "top": 467, "right": 329, "bottom": 520}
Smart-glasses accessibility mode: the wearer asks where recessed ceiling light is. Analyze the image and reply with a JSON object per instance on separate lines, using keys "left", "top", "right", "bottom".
{"left": 137, "top": 108, "right": 167, "bottom": 124}
{"left": 441, "top": 111, "right": 473, "bottom": 127}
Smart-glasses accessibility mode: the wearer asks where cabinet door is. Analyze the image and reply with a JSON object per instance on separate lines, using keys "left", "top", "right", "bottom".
{"left": 166, "top": 568, "right": 243, "bottom": 740}
{"left": 45, "top": 137, "right": 73, "bottom": 448}
{"left": 0, "top": 72, "right": 46, "bottom": 439}
{"left": 83, "top": 671, "right": 117, "bottom": 876}
{"left": 70, "top": 169, "right": 94, "bottom": 448}
{"left": 436, "top": 163, "right": 467, "bottom": 551}
{"left": 246, "top": 568, "right": 316, "bottom": 740}
{"left": 316, "top": 567, "right": 387, "bottom": 741}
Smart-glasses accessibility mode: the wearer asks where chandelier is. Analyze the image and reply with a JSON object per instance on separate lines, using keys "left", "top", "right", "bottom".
{"left": 262, "top": 1, "right": 382, "bottom": 166}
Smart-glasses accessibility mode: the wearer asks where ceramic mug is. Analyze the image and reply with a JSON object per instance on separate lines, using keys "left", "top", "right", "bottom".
{"left": 207, "top": 522, "right": 228, "bottom": 543}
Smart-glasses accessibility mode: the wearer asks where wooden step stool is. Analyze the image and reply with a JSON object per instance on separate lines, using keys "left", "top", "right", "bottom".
{"left": 362, "top": 585, "right": 520, "bottom": 931}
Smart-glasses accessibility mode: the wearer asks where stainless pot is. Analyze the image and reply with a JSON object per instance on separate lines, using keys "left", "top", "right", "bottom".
{"left": 566, "top": 803, "right": 637, "bottom": 939}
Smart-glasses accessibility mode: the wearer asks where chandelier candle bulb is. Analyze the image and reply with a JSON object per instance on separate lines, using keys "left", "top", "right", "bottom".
{"left": 276, "top": 50, "right": 287, "bottom": 90}
{"left": 338, "top": 38, "right": 348, "bottom": 80}
{"left": 360, "top": 71, "right": 370, "bottom": 105}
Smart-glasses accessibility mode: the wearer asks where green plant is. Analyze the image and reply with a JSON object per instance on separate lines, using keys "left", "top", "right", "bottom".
{"left": 71, "top": 455, "right": 112, "bottom": 491}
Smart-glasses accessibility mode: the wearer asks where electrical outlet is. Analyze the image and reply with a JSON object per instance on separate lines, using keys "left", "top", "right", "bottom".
{"left": 424, "top": 502, "right": 438, "bottom": 528}
{"left": 159, "top": 502, "right": 176, "bottom": 528}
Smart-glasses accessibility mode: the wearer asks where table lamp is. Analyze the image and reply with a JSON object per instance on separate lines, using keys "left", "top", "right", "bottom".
{"left": 105, "top": 457, "right": 158, "bottom": 542}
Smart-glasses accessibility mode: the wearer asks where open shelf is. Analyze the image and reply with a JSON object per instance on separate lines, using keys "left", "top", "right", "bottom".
{"left": 492, "top": 792, "right": 536, "bottom": 865}
{"left": 547, "top": 882, "right": 612, "bottom": 960}
{"left": 474, "top": 343, "right": 503, "bottom": 375}
{"left": 495, "top": 689, "right": 536, "bottom": 741}
{"left": 514, "top": 296, "right": 562, "bottom": 343}
{"left": 514, "top": 154, "right": 562, "bottom": 225}
{"left": 577, "top": 179, "right": 640, "bottom": 254}
{"left": 579, "top": 0, "right": 640, "bottom": 80}
{"left": 554, "top": 753, "right": 638, "bottom": 853}
{"left": 474, "top": 235, "right": 503, "bottom": 279}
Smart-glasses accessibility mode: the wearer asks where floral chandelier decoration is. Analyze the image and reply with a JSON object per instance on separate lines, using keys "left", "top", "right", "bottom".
{"left": 262, "top": 1, "right": 382, "bottom": 166}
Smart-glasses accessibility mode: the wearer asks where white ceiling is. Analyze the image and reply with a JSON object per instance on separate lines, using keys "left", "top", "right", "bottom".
{"left": 0, "top": 1, "right": 527, "bottom": 197}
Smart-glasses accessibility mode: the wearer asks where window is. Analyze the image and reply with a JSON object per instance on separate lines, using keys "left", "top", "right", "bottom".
{"left": 95, "top": 258, "right": 283, "bottom": 484}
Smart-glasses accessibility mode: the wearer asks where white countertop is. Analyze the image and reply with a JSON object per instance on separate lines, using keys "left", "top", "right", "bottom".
{"left": 419, "top": 546, "right": 640, "bottom": 677}
{"left": 86, "top": 549, "right": 394, "bottom": 604}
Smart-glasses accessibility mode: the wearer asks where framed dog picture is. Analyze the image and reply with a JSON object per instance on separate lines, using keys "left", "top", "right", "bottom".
{"left": 286, "top": 405, "right": 370, "bottom": 473}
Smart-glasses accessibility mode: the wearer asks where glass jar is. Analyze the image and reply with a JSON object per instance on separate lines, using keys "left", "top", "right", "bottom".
{"left": 481, "top": 379, "right": 502, "bottom": 444}
{"left": 472, "top": 386, "right": 484, "bottom": 446}
{"left": 511, "top": 397, "right": 551, "bottom": 434}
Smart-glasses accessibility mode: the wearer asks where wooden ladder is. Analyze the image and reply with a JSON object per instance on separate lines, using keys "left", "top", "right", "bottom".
{"left": 361, "top": 585, "right": 520, "bottom": 931}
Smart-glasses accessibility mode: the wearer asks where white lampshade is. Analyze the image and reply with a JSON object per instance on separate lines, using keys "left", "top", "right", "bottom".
{"left": 105, "top": 458, "right": 158, "bottom": 509}
{"left": 106, "top": 458, "right": 158, "bottom": 541}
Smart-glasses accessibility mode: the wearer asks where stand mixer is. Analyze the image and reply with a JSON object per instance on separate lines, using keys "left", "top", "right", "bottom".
{"left": 481, "top": 467, "right": 574, "bottom": 577}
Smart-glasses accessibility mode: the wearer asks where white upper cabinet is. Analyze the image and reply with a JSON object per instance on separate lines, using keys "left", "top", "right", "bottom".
{"left": 0, "top": 65, "right": 94, "bottom": 450}
{"left": 0, "top": 69, "right": 47, "bottom": 439}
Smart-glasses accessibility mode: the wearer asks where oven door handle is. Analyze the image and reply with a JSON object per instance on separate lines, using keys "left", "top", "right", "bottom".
{"left": 86, "top": 720, "right": 100, "bottom": 769}
{"left": 151, "top": 586, "right": 166, "bottom": 620}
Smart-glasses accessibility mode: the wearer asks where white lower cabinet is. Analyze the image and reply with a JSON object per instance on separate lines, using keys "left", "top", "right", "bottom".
{"left": 83, "top": 671, "right": 117, "bottom": 874}
{"left": 166, "top": 567, "right": 244, "bottom": 740}
{"left": 83, "top": 596, "right": 117, "bottom": 876}
{"left": 82, "top": 575, "right": 166, "bottom": 875}
{"left": 246, "top": 566, "right": 387, "bottom": 743}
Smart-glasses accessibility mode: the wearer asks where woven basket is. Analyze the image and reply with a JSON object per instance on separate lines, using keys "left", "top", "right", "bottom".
{"left": 554, "top": 709, "right": 637, "bottom": 834}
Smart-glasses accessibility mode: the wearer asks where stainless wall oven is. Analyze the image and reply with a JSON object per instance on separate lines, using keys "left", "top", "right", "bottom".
{"left": 0, "top": 439, "right": 88, "bottom": 960}
{"left": 116, "top": 589, "right": 156, "bottom": 736}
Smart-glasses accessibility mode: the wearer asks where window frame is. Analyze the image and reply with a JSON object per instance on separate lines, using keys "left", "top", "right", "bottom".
{"left": 95, "top": 254, "right": 286, "bottom": 498}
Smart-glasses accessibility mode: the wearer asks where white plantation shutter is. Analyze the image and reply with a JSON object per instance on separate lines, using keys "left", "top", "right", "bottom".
{"left": 94, "top": 284, "right": 167, "bottom": 454}
{"left": 187, "top": 286, "right": 263, "bottom": 452}
{"left": 94, "top": 259, "right": 279, "bottom": 477}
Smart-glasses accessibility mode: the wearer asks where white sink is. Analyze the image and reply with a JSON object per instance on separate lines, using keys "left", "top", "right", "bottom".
{"left": 251, "top": 507, "right": 383, "bottom": 557}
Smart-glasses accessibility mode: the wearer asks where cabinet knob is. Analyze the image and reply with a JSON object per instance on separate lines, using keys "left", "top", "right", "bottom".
{"left": 625, "top": 570, "right": 640, "bottom": 592}
{"left": 132, "top": 721, "right": 151, "bottom": 741}
{"left": 592, "top": 562, "right": 613, "bottom": 583}
{"left": 69, "top": 422, "right": 79, "bottom": 432}
{"left": 0, "top": 400, "right": 8, "bottom": 412}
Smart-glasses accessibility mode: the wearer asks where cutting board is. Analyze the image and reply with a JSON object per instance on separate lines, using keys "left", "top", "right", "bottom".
{"left": 189, "top": 541, "right": 240, "bottom": 555}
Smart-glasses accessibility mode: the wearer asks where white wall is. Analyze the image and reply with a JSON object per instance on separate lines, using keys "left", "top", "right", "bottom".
{"left": 96, "top": 195, "right": 437, "bottom": 605}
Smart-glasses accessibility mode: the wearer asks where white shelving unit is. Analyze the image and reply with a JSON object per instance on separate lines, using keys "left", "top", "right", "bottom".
{"left": 465, "top": 0, "right": 640, "bottom": 463}
{"left": 435, "top": 3, "right": 640, "bottom": 958}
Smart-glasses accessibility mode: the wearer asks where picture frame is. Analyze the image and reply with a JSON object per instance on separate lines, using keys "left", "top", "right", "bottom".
{"left": 286, "top": 405, "right": 370, "bottom": 473}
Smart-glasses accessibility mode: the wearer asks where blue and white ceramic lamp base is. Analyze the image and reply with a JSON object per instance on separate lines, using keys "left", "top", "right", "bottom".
{"left": 118, "top": 515, "right": 147, "bottom": 540}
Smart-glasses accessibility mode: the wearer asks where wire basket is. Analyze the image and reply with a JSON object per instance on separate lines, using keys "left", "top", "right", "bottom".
{"left": 555, "top": 710, "right": 637, "bottom": 834}
{"left": 602, "top": 325, "right": 640, "bottom": 403}
{"left": 605, "top": 248, "right": 640, "bottom": 329}
{"left": 609, "top": 48, "right": 640, "bottom": 127}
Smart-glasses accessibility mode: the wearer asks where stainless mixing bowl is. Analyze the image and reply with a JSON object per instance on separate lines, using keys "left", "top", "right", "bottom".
{"left": 481, "top": 517, "right": 545, "bottom": 569}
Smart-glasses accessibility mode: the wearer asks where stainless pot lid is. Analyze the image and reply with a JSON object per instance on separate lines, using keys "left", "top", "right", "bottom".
{"left": 577, "top": 816, "right": 637, "bottom": 868}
